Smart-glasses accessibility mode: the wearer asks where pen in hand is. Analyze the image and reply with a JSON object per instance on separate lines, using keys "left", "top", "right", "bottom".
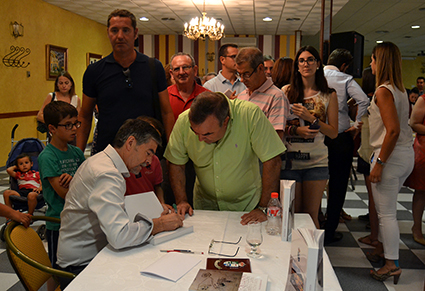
{"left": 160, "top": 249, "right": 204, "bottom": 255}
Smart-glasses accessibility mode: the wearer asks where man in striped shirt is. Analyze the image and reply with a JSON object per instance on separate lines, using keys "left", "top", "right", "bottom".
{"left": 236, "top": 47, "right": 289, "bottom": 139}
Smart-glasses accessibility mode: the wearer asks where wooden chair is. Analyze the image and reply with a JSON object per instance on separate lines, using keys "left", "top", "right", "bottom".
{"left": 4, "top": 216, "right": 75, "bottom": 291}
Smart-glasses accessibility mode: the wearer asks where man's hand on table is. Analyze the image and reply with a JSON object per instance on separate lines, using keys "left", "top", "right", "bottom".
{"left": 240, "top": 208, "right": 267, "bottom": 225}
{"left": 176, "top": 201, "right": 193, "bottom": 219}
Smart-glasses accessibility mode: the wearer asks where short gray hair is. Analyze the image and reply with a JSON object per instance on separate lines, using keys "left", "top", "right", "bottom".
{"left": 235, "top": 47, "right": 264, "bottom": 70}
{"left": 170, "top": 53, "right": 196, "bottom": 69}
{"left": 112, "top": 119, "right": 162, "bottom": 148}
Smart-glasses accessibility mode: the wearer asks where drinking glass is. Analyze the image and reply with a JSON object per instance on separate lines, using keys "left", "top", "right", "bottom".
{"left": 246, "top": 221, "right": 263, "bottom": 258}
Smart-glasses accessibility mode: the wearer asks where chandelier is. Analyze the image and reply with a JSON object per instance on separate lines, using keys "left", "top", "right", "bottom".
{"left": 183, "top": 1, "right": 224, "bottom": 41}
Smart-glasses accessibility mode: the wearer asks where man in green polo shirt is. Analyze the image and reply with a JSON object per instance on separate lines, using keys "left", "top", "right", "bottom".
{"left": 164, "top": 91, "right": 286, "bottom": 224}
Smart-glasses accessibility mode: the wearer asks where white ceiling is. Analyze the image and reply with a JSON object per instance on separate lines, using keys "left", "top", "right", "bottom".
{"left": 43, "top": 0, "right": 425, "bottom": 56}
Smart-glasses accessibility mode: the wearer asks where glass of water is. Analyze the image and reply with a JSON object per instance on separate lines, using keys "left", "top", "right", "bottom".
{"left": 246, "top": 221, "right": 263, "bottom": 258}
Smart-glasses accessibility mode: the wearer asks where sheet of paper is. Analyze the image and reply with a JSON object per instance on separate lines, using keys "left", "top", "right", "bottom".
{"left": 140, "top": 252, "right": 201, "bottom": 282}
{"left": 125, "top": 191, "right": 163, "bottom": 220}
{"left": 239, "top": 273, "right": 268, "bottom": 291}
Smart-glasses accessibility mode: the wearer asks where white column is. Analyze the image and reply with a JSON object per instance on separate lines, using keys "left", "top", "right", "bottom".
{"left": 263, "top": 35, "right": 273, "bottom": 56}
{"left": 183, "top": 37, "right": 193, "bottom": 55}
{"left": 143, "top": 35, "right": 154, "bottom": 57}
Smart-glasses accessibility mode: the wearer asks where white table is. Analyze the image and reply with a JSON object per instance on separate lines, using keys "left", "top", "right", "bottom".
{"left": 65, "top": 211, "right": 342, "bottom": 291}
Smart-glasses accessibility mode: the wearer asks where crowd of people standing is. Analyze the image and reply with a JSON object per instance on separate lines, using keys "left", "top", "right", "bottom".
{"left": 2, "top": 8, "right": 424, "bottom": 289}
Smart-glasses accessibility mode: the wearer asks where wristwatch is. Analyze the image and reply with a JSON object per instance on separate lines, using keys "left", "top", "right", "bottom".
{"left": 257, "top": 206, "right": 267, "bottom": 214}
{"left": 377, "top": 157, "right": 385, "bottom": 165}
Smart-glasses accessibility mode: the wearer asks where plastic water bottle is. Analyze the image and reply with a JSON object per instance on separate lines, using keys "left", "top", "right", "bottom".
{"left": 266, "top": 192, "right": 282, "bottom": 235}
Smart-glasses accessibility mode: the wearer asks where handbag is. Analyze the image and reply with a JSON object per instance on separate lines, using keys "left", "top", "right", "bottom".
{"left": 36, "top": 92, "right": 56, "bottom": 134}
{"left": 37, "top": 121, "right": 48, "bottom": 133}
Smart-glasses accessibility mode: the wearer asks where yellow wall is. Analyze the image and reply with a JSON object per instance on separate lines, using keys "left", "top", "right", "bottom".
{"left": 360, "top": 55, "right": 425, "bottom": 89}
{"left": 0, "top": 0, "right": 111, "bottom": 165}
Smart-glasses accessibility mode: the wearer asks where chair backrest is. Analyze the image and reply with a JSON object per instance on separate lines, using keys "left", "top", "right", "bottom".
{"left": 7, "top": 224, "right": 52, "bottom": 291}
{"left": 4, "top": 217, "right": 75, "bottom": 291}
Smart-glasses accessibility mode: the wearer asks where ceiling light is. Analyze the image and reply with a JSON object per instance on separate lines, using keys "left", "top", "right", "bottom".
{"left": 263, "top": 17, "right": 272, "bottom": 22}
{"left": 183, "top": 0, "right": 224, "bottom": 41}
{"left": 375, "top": 30, "right": 389, "bottom": 34}
{"left": 161, "top": 18, "right": 175, "bottom": 21}
{"left": 376, "top": 40, "right": 383, "bottom": 43}
{"left": 286, "top": 18, "right": 300, "bottom": 21}
{"left": 139, "top": 17, "right": 149, "bottom": 21}
{"left": 411, "top": 25, "right": 420, "bottom": 29}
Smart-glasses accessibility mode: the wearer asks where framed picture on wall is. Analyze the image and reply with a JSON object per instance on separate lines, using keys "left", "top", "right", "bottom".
{"left": 46, "top": 44, "right": 68, "bottom": 81}
{"left": 86, "top": 53, "right": 102, "bottom": 67}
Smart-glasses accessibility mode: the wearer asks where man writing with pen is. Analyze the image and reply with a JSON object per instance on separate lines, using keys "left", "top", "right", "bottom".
{"left": 56, "top": 119, "right": 183, "bottom": 289}
{"left": 124, "top": 116, "right": 173, "bottom": 213}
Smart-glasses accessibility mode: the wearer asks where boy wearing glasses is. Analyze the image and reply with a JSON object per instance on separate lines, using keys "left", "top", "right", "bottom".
{"left": 38, "top": 101, "right": 85, "bottom": 272}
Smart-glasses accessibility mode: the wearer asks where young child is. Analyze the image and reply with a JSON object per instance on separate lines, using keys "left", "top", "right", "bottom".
{"left": 38, "top": 101, "right": 85, "bottom": 272}
{"left": 4, "top": 153, "right": 42, "bottom": 217}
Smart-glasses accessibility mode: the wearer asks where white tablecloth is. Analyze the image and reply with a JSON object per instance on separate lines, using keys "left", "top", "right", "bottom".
{"left": 65, "top": 211, "right": 341, "bottom": 291}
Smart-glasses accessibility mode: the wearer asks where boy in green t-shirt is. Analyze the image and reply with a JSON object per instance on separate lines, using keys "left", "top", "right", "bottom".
{"left": 38, "top": 101, "right": 85, "bottom": 272}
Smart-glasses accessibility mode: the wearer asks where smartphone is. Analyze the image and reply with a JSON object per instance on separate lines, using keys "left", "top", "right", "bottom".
{"left": 308, "top": 119, "right": 320, "bottom": 130}
{"left": 224, "top": 89, "right": 233, "bottom": 98}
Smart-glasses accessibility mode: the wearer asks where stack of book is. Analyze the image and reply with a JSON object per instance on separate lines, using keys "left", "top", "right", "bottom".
{"left": 286, "top": 228, "right": 324, "bottom": 291}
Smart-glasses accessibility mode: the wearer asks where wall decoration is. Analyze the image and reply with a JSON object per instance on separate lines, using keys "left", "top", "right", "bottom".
{"left": 86, "top": 53, "right": 102, "bottom": 67}
{"left": 46, "top": 44, "right": 67, "bottom": 80}
{"left": 2, "top": 46, "right": 30, "bottom": 68}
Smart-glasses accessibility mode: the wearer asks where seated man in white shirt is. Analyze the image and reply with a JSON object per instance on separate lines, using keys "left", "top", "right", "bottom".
{"left": 56, "top": 119, "right": 183, "bottom": 289}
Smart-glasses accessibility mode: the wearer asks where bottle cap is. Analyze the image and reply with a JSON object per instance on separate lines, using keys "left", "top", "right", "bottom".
{"left": 271, "top": 192, "right": 278, "bottom": 198}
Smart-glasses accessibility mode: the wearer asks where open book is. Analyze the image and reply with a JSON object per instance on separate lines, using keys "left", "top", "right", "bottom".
{"left": 280, "top": 180, "right": 296, "bottom": 242}
{"left": 124, "top": 191, "right": 193, "bottom": 245}
{"left": 286, "top": 228, "right": 324, "bottom": 291}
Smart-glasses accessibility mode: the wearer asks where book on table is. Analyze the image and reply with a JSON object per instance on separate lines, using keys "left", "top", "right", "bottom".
{"left": 280, "top": 179, "right": 296, "bottom": 242}
{"left": 206, "top": 258, "right": 252, "bottom": 273}
{"left": 124, "top": 191, "right": 193, "bottom": 245}
{"left": 286, "top": 228, "right": 324, "bottom": 291}
{"left": 189, "top": 268, "right": 268, "bottom": 291}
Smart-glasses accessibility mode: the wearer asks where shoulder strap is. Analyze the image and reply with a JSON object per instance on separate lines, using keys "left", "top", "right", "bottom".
{"left": 51, "top": 92, "right": 56, "bottom": 102}
{"left": 148, "top": 57, "right": 162, "bottom": 124}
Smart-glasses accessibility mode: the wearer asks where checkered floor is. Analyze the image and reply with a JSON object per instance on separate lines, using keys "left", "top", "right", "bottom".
{"left": 0, "top": 164, "right": 424, "bottom": 290}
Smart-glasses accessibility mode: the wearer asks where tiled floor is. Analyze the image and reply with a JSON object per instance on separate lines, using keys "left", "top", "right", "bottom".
{"left": 0, "top": 163, "right": 424, "bottom": 290}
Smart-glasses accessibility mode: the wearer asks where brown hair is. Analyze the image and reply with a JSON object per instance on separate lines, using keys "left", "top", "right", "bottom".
{"left": 107, "top": 9, "right": 137, "bottom": 30}
{"left": 271, "top": 57, "right": 293, "bottom": 88}
{"left": 372, "top": 42, "right": 405, "bottom": 92}
{"left": 54, "top": 71, "right": 75, "bottom": 96}
{"left": 286, "top": 46, "right": 334, "bottom": 104}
